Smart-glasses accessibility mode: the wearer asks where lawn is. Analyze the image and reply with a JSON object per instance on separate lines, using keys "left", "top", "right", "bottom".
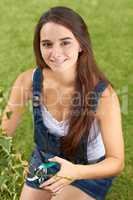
{"left": 0, "top": 0, "right": 132, "bottom": 199}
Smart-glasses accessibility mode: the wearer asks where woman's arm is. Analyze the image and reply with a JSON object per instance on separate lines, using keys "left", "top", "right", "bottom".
{"left": 76, "top": 85, "right": 125, "bottom": 179}
{"left": 1, "top": 69, "right": 33, "bottom": 137}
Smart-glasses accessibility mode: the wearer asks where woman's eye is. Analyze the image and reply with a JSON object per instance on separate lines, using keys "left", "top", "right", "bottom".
{"left": 41, "top": 41, "right": 70, "bottom": 48}
{"left": 42, "top": 43, "right": 52, "bottom": 48}
{"left": 61, "top": 41, "right": 71, "bottom": 46}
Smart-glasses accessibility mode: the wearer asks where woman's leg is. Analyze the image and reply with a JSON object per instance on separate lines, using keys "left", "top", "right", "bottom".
{"left": 51, "top": 185, "right": 95, "bottom": 200}
{"left": 20, "top": 184, "right": 52, "bottom": 200}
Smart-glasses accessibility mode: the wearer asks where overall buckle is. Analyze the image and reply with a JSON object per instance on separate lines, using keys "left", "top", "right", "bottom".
{"left": 33, "top": 95, "right": 40, "bottom": 107}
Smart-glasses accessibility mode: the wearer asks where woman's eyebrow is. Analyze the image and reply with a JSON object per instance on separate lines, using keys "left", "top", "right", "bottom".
{"left": 41, "top": 37, "right": 73, "bottom": 43}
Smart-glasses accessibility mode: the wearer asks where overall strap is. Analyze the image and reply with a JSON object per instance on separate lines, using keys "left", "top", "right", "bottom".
{"left": 91, "top": 80, "right": 108, "bottom": 112}
{"left": 32, "top": 67, "right": 60, "bottom": 154}
{"left": 32, "top": 67, "right": 49, "bottom": 150}
{"left": 32, "top": 67, "right": 43, "bottom": 107}
{"left": 32, "top": 67, "right": 45, "bottom": 125}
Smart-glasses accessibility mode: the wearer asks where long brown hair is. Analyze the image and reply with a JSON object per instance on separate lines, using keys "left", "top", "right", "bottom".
{"left": 33, "top": 6, "right": 111, "bottom": 160}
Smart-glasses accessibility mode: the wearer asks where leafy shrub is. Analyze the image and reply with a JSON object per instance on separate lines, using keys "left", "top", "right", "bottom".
{"left": 0, "top": 87, "right": 27, "bottom": 200}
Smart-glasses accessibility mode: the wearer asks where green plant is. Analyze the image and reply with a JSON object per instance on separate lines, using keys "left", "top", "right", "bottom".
{"left": 0, "top": 87, "right": 26, "bottom": 200}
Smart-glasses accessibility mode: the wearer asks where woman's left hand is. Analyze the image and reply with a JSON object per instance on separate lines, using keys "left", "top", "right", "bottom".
{"left": 39, "top": 156, "right": 79, "bottom": 194}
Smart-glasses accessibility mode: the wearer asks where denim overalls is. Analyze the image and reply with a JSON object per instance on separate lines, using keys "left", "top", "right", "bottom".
{"left": 25, "top": 67, "right": 115, "bottom": 200}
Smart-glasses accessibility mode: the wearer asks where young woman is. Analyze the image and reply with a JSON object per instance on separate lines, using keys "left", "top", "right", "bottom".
{"left": 1, "top": 6, "right": 124, "bottom": 200}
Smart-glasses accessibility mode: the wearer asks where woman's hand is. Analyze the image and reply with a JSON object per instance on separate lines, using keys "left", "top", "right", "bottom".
{"left": 39, "top": 156, "right": 79, "bottom": 195}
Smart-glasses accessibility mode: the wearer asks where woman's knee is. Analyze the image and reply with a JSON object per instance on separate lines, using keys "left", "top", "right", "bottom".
{"left": 20, "top": 184, "right": 52, "bottom": 200}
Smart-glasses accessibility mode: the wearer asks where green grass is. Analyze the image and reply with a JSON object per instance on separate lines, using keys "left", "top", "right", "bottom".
{"left": 0, "top": 0, "right": 132, "bottom": 199}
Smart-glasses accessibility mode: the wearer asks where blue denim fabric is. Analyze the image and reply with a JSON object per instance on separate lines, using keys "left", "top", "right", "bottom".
{"left": 25, "top": 67, "right": 116, "bottom": 200}
{"left": 71, "top": 155, "right": 115, "bottom": 200}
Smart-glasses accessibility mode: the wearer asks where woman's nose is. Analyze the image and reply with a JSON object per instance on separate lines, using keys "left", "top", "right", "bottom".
{"left": 50, "top": 45, "right": 63, "bottom": 59}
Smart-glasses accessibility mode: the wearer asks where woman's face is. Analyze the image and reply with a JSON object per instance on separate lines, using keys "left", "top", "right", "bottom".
{"left": 40, "top": 22, "right": 82, "bottom": 72}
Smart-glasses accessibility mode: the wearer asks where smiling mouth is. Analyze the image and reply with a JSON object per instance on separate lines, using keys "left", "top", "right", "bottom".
{"left": 51, "top": 59, "right": 67, "bottom": 64}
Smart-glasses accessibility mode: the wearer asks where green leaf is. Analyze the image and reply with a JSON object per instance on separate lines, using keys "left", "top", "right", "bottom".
{"left": 0, "top": 135, "right": 12, "bottom": 155}
{"left": 6, "top": 111, "right": 13, "bottom": 119}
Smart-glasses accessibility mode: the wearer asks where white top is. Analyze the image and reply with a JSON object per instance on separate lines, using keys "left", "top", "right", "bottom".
{"left": 32, "top": 68, "right": 105, "bottom": 162}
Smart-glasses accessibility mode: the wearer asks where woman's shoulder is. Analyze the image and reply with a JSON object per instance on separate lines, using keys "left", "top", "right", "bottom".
{"left": 12, "top": 67, "right": 36, "bottom": 100}
{"left": 96, "top": 84, "right": 120, "bottom": 120}
{"left": 19, "top": 67, "right": 35, "bottom": 80}
{"left": 100, "top": 84, "right": 118, "bottom": 100}
{"left": 16, "top": 67, "right": 36, "bottom": 87}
